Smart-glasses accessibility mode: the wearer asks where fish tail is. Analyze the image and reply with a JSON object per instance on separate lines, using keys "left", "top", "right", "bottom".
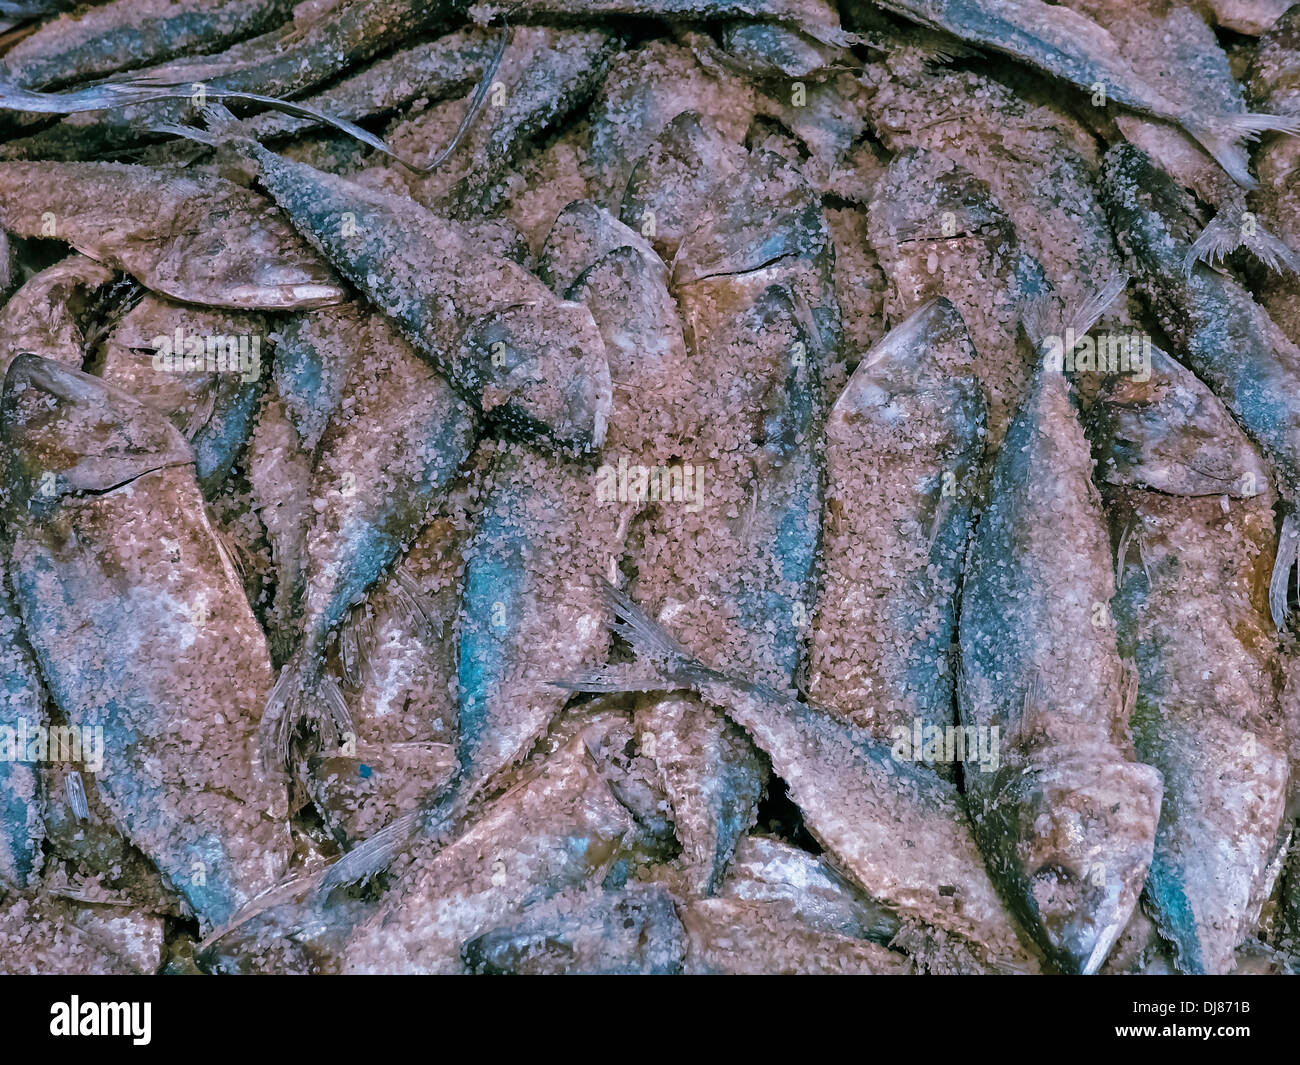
{"left": 151, "top": 102, "right": 257, "bottom": 155}
{"left": 553, "top": 579, "right": 712, "bottom": 694}
{"left": 258, "top": 652, "right": 355, "bottom": 771}
{"left": 1183, "top": 112, "right": 1300, "bottom": 190}
{"left": 1269, "top": 508, "right": 1300, "bottom": 630}
{"left": 1024, "top": 272, "right": 1128, "bottom": 351}
{"left": 1184, "top": 214, "right": 1300, "bottom": 276}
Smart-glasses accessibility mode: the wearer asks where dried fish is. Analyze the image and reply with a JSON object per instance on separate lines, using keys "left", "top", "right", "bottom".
{"left": 0, "top": 0, "right": 464, "bottom": 159}
{"left": 0, "top": 253, "right": 116, "bottom": 374}
{"left": 173, "top": 111, "right": 612, "bottom": 453}
{"left": 1, "top": 355, "right": 292, "bottom": 931}
{"left": 339, "top": 727, "right": 636, "bottom": 973}
{"left": 1102, "top": 142, "right": 1300, "bottom": 628}
{"left": 868, "top": 147, "right": 1046, "bottom": 446}
{"left": 306, "top": 495, "right": 472, "bottom": 844}
{"left": 1089, "top": 346, "right": 1289, "bottom": 973}
{"left": 0, "top": 0, "right": 294, "bottom": 90}
{"left": 559, "top": 582, "right": 1040, "bottom": 971}
{"left": 385, "top": 26, "right": 619, "bottom": 218}
{"left": 588, "top": 40, "right": 761, "bottom": 204}
{"left": 862, "top": 56, "right": 1127, "bottom": 316}
{"left": 844, "top": 0, "right": 1300, "bottom": 186}
{"left": 259, "top": 312, "right": 477, "bottom": 770}
{"left": 0, "top": 161, "right": 344, "bottom": 309}
{"left": 958, "top": 346, "right": 1163, "bottom": 974}
{"left": 809, "top": 299, "right": 985, "bottom": 770}
{"left": 96, "top": 294, "right": 267, "bottom": 495}
{"left": 1062, "top": 0, "right": 1297, "bottom": 271}
{"left": 239, "top": 26, "right": 500, "bottom": 144}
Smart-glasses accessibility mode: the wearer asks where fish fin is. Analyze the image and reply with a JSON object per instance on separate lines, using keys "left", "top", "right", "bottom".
{"left": 203, "top": 91, "right": 409, "bottom": 164}
{"left": 1119, "top": 659, "right": 1139, "bottom": 722}
{"left": 149, "top": 119, "right": 222, "bottom": 149}
{"left": 317, "top": 781, "right": 470, "bottom": 891}
{"left": 337, "top": 606, "right": 371, "bottom": 690}
{"left": 258, "top": 654, "right": 355, "bottom": 771}
{"left": 1115, "top": 522, "right": 1134, "bottom": 590}
{"left": 209, "top": 515, "right": 248, "bottom": 580}
{"left": 419, "top": 22, "right": 510, "bottom": 173}
{"left": 181, "top": 385, "right": 218, "bottom": 440}
{"left": 64, "top": 770, "right": 89, "bottom": 822}
{"left": 153, "top": 103, "right": 272, "bottom": 162}
{"left": 391, "top": 569, "right": 443, "bottom": 637}
{"left": 1183, "top": 112, "right": 1300, "bottom": 190}
{"left": 1024, "top": 272, "right": 1128, "bottom": 352}
{"left": 259, "top": 664, "right": 301, "bottom": 773}
{"left": 1269, "top": 509, "right": 1300, "bottom": 629}
{"left": 553, "top": 579, "right": 711, "bottom": 694}
{"left": 1064, "top": 272, "right": 1129, "bottom": 338}
{"left": 1184, "top": 214, "right": 1300, "bottom": 276}
{"left": 317, "top": 809, "right": 424, "bottom": 892}
{"left": 318, "top": 673, "right": 353, "bottom": 750}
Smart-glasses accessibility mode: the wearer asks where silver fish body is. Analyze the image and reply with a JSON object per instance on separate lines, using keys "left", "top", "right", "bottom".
{"left": 1089, "top": 347, "right": 1289, "bottom": 973}
{"left": 958, "top": 365, "right": 1163, "bottom": 973}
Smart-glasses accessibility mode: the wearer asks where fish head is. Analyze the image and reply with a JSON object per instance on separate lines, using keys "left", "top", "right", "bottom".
{"left": 719, "top": 21, "right": 847, "bottom": 81}
{"left": 461, "top": 300, "right": 612, "bottom": 454}
{"left": 868, "top": 148, "right": 1018, "bottom": 315}
{"left": 843, "top": 297, "right": 976, "bottom": 406}
{"left": 981, "top": 755, "right": 1163, "bottom": 974}
{"left": 871, "top": 147, "right": 1012, "bottom": 248}
{"left": 1, "top": 352, "right": 192, "bottom": 516}
{"left": 672, "top": 149, "right": 827, "bottom": 285}
{"left": 620, "top": 110, "right": 748, "bottom": 263}
{"left": 540, "top": 200, "right": 661, "bottom": 296}
{"left": 1090, "top": 345, "right": 1271, "bottom": 497}
{"left": 147, "top": 199, "right": 344, "bottom": 310}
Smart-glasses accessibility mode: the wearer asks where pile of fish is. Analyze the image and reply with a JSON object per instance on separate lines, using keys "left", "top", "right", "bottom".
{"left": 2, "top": 0, "right": 1300, "bottom": 976}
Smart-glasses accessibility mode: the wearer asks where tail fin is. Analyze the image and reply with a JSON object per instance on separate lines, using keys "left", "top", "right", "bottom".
{"left": 1184, "top": 214, "right": 1300, "bottom": 276}
{"left": 150, "top": 102, "right": 255, "bottom": 153}
{"left": 258, "top": 652, "right": 354, "bottom": 772}
{"left": 553, "top": 579, "right": 712, "bottom": 694}
{"left": 1024, "top": 272, "right": 1128, "bottom": 354}
{"left": 1184, "top": 112, "right": 1300, "bottom": 190}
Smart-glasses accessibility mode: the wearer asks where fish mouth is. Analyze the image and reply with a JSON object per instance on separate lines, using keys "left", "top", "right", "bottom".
{"left": 976, "top": 755, "right": 1163, "bottom": 974}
